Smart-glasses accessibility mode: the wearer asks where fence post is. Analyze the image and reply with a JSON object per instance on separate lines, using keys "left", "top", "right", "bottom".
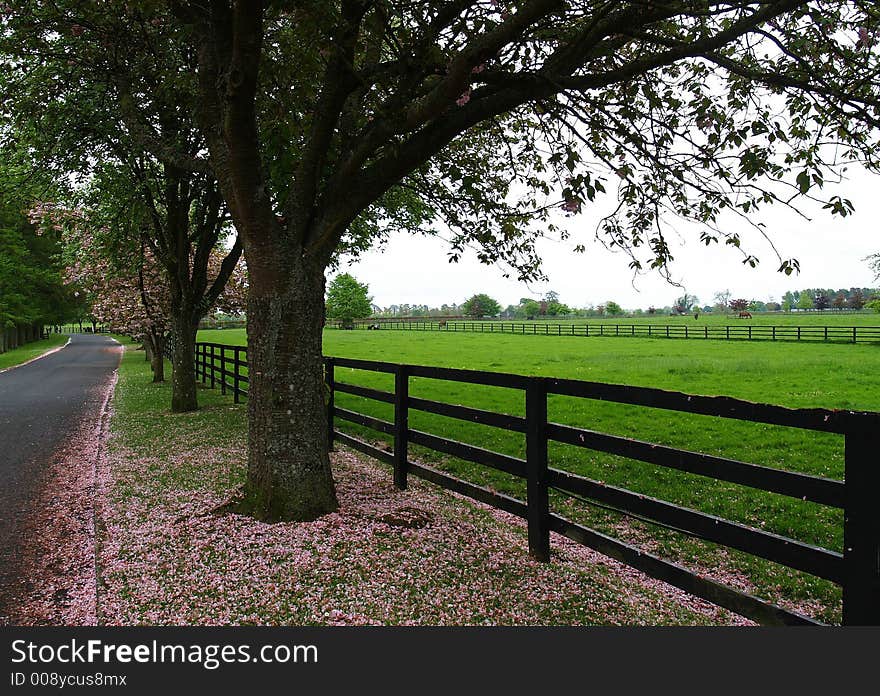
{"left": 525, "top": 377, "right": 550, "bottom": 562}
{"left": 219, "top": 345, "right": 226, "bottom": 395}
{"left": 233, "top": 347, "right": 241, "bottom": 404}
{"left": 325, "top": 358, "right": 335, "bottom": 453}
{"left": 201, "top": 344, "right": 207, "bottom": 384}
{"left": 210, "top": 345, "right": 216, "bottom": 388}
{"left": 393, "top": 365, "right": 409, "bottom": 490}
{"left": 843, "top": 428, "right": 880, "bottom": 625}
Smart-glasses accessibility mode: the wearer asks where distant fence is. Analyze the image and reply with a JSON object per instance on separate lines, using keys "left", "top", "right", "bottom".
{"left": 328, "top": 320, "right": 880, "bottom": 343}
{"left": 177, "top": 340, "right": 880, "bottom": 626}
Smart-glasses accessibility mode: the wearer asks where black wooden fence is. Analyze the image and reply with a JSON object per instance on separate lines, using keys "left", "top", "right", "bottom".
{"left": 185, "top": 341, "right": 880, "bottom": 626}
{"left": 330, "top": 319, "right": 880, "bottom": 343}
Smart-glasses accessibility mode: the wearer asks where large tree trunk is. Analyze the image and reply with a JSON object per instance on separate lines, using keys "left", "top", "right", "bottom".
{"left": 170, "top": 312, "right": 199, "bottom": 412}
{"left": 243, "top": 255, "right": 338, "bottom": 521}
{"left": 146, "top": 332, "right": 165, "bottom": 383}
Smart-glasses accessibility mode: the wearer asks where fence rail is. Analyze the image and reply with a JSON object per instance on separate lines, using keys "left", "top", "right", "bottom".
{"left": 177, "top": 340, "right": 880, "bottom": 626}
{"left": 329, "top": 319, "right": 880, "bottom": 343}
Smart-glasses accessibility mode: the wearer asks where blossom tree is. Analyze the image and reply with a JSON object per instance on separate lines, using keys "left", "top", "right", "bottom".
{"left": 2, "top": 14, "right": 243, "bottom": 413}
{"left": 32, "top": 202, "right": 246, "bottom": 385}
{"left": 4, "top": 2, "right": 880, "bottom": 520}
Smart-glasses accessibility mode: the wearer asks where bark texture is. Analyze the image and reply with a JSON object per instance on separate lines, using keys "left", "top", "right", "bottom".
{"left": 146, "top": 332, "right": 165, "bottom": 383}
{"left": 169, "top": 303, "right": 198, "bottom": 412}
{"left": 243, "top": 255, "right": 338, "bottom": 521}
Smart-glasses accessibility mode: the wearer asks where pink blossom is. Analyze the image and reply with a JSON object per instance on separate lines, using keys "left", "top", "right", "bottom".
{"left": 856, "top": 27, "right": 875, "bottom": 49}
{"left": 561, "top": 198, "right": 581, "bottom": 214}
{"left": 456, "top": 88, "right": 471, "bottom": 106}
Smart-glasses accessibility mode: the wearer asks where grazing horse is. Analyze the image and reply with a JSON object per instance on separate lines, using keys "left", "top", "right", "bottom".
{"left": 738, "top": 311, "right": 752, "bottom": 319}
{"left": 438, "top": 320, "right": 447, "bottom": 328}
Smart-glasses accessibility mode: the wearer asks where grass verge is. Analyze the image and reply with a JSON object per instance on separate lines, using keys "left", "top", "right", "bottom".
{"left": 97, "top": 345, "right": 748, "bottom": 625}
{"left": 0, "top": 334, "right": 68, "bottom": 371}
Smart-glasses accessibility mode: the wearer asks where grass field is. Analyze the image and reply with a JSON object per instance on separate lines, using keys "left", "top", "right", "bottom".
{"left": 196, "top": 327, "right": 880, "bottom": 623}
{"left": 0, "top": 334, "right": 68, "bottom": 371}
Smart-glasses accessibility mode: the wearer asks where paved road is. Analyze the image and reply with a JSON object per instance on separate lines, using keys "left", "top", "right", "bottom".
{"left": 0, "top": 334, "right": 121, "bottom": 621}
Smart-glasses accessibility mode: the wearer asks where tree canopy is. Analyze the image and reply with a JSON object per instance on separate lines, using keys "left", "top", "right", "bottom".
{"left": 462, "top": 293, "right": 502, "bottom": 317}
{"left": 326, "top": 273, "right": 373, "bottom": 321}
{"left": 0, "top": 147, "right": 80, "bottom": 336}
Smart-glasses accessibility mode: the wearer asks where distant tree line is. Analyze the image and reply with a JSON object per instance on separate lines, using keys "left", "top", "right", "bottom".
{"left": 0, "top": 153, "right": 85, "bottom": 353}
{"left": 334, "top": 273, "right": 880, "bottom": 323}
{"left": 780, "top": 288, "right": 875, "bottom": 312}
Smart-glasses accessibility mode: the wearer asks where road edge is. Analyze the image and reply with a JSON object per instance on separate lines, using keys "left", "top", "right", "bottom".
{"left": 0, "top": 336, "right": 71, "bottom": 375}
{"left": 92, "top": 343, "right": 124, "bottom": 626}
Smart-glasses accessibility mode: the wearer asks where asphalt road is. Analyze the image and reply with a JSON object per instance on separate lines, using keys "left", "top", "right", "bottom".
{"left": 0, "top": 334, "right": 121, "bottom": 620}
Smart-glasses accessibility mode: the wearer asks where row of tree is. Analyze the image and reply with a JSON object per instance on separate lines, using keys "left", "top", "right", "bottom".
{"left": 333, "top": 283, "right": 880, "bottom": 322}
{"left": 0, "top": 151, "right": 85, "bottom": 352}
{"left": 3, "top": 2, "right": 880, "bottom": 522}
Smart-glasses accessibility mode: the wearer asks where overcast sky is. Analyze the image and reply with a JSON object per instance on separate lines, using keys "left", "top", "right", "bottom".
{"left": 336, "top": 166, "right": 879, "bottom": 311}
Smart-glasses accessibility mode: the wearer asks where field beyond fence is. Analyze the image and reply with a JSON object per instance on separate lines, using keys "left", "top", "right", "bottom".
{"left": 169, "top": 339, "right": 880, "bottom": 626}
{"left": 328, "top": 319, "right": 880, "bottom": 343}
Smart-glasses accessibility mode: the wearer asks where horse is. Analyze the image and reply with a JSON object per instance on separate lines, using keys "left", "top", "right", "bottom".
{"left": 738, "top": 311, "right": 752, "bottom": 319}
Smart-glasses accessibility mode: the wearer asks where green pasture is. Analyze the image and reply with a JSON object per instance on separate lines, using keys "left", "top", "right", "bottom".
{"left": 197, "top": 326, "right": 880, "bottom": 622}
{"left": 0, "top": 334, "right": 68, "bottom": 371}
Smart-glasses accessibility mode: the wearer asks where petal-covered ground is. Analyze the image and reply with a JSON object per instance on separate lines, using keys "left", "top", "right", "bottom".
{"left": 94, "top": 348, "right": 749, "bottom": 626}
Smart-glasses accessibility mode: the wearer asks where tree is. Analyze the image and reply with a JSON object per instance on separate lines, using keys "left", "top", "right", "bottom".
{"left": 2, "top": 12, "right": 245, "bottom": 413}
{"left": 713, "top": 290, "right": 732, "bottom": 313}
{"left": 542, "top": 291, "right": 568, "bottom": 316}
{"left": 675, "top": 293, "right": 699, "bottom": 313}
{"left": 326, "top": 273, "right": 373, "bottom": 324}
{"left": 7, "top": 3, "right": 880, "bottom": 521}
{"left": 462, "top": 293, "right": 501, "bottom": 318}
{"left": 35, "top": 204, "right": 248, "bottom": 382}
{"left": 814, "top": 293, "right": 831, "bottom": 310}
{"left": 729, "top": 298, "right": 749, "bottom": 313}
{"left": 797, "top": 293, "right": 815, "bottom": 310}
{"left": 848, "top": 289, "right": 866, "bottom": 310}
{"left": 832, "top": 292, "right": 847, "bottom": 310}
{"left": 0, "top": 148, "right": 80, "bottom": 351}
{"left": 605, "top": 301, "right": 623, "bottom": 316}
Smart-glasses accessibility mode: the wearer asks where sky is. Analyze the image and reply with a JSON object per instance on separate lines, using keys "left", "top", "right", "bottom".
{"left": 335, "top": 168, "right": 879, "bottom": 312}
